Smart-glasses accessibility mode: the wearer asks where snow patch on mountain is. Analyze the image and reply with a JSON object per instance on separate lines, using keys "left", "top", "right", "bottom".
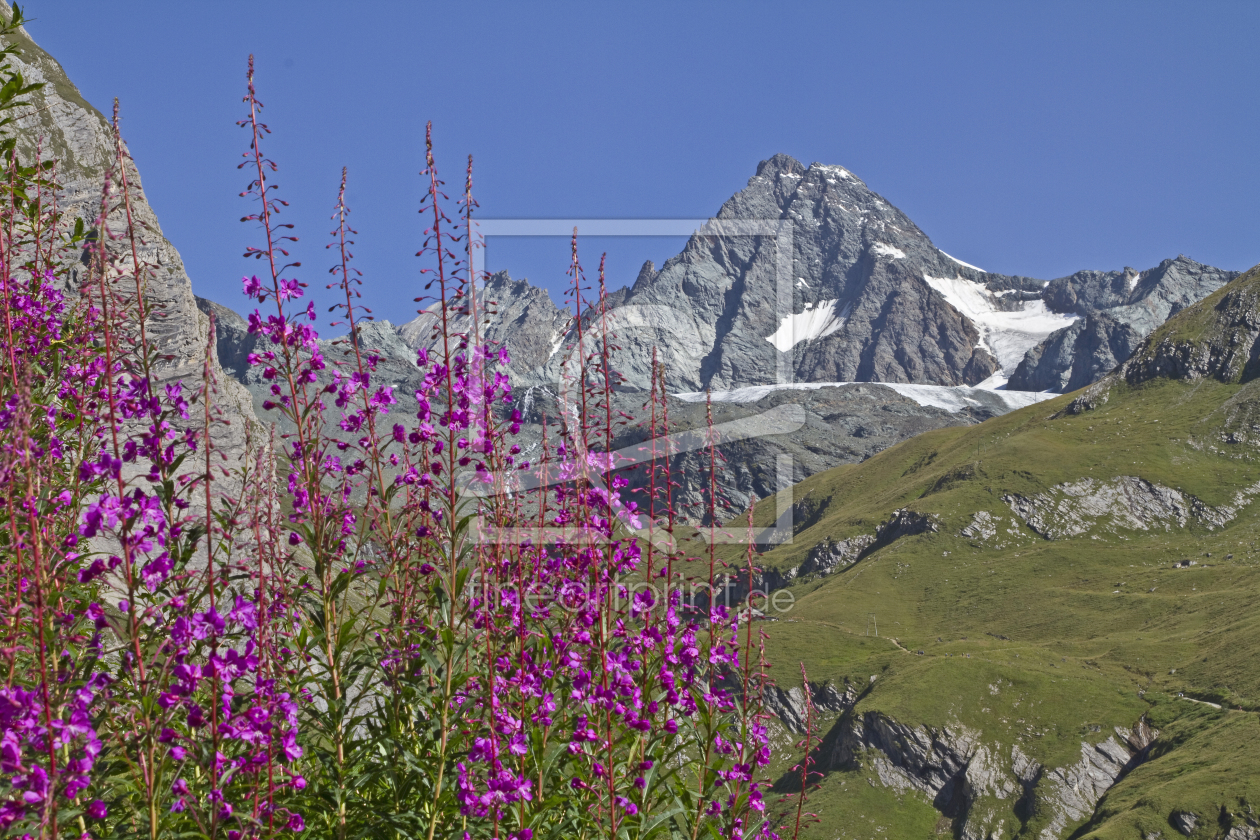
{"left": 812, "top": 163, "right": 853, "bottom": 180}
{"left": 871, "top": 242, "right": 906, "bottom": 260}
{"left": 938, "top": 250, "right": 987, "bottom": 273}
{"left": 548, "top": 329, "right": 566, "bottom": 359}
{"left": 924, "top": 275, "right": 1078, "bottom": 372}
{"left": 973, "top": 371, "right": 1011, "bottom": 390}
{"left": 676, "top": 381, "right": 1055, "bottom": 414}
{"left": 765, "top": 300, "right": 850, "bottom": 352}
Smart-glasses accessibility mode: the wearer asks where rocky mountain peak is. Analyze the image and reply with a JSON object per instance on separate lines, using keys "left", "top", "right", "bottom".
{"left": 753, "top": 152, "right": 807, "bottom": 178}
{"left": 397, "top": 269, "right": 569, "bottom": 379}
{"left": 584, "top": 154, "right": 1023, "bottom": 393}
{"left": 631, "top": 259, "right": 658, "bottom": 291}
{"left": 376, "top": 157, "right": 1240, "bottom": 402}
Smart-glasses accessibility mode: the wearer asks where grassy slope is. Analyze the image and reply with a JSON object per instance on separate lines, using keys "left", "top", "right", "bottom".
{"left": 724, "top": 271, "right": 1260, "bottom": 838}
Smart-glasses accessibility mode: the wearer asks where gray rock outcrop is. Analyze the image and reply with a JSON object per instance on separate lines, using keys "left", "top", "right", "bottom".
{"left": 1002, "top": 476, "right": 1260, "bottom": 540}
{"left": 825, "top": 712, "right": 1157, "bottom": 840}
{"left": 761, "top": 680, "right": 855, "bottom": 735}
{"left": 1036, "top": 734, "right": 1145, "bottom": 840}
{"left": 1124, "top": 282, "right": 1260, "bottom": 388}
{"left": 1007, "top": 311, "right": 1144, "bottom": 393}
{"left": 874, "top": 507, "right": 941, "bottom": 544}
{"left": 1171, "top": 810, "right": 1198, "bottom": 836}
{"left": 799, "top": 533, "right": 876, "bottom": 576}
{"left": 960, "top": 511, "right": 997, "bottom": 541}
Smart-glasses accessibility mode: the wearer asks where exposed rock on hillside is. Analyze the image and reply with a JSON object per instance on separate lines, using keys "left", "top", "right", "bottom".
{"left": 825, "top": 713, "right": 1157, "bottom": 840}
{"left": 760, "top": 680, "right": 855, "bottom": 735}
{"left": 799, "top": 533, "right": 876, "bottom": 577}
{"left": 873, "top": 507, "right": 940, "bottom": 544}
{"left": 960, "top": 510, "right": 997, "bottom": 541}
{"left": 1002, "top": 476, "right": 1260, "bottom": 539}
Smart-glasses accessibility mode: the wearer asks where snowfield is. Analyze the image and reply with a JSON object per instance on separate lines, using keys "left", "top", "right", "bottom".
{"left": 764, "top": 299, "right": 850, "bottom": 352}
{"left": 871, "top": 242, "right": 907, "bottom": 260}
{"left": 676, "top": 381, "right": 1056, "bottom": 414}
{"left": 923, "top": 274, "right": 1078, "bottom": 372}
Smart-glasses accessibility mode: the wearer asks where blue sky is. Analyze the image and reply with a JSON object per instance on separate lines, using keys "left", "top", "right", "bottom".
{"left": 29, "top": 1, "right": 1260, "bottom": 326}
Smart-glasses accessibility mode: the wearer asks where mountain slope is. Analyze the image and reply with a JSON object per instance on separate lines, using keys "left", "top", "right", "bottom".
{"left": 734, "top": 265, "right": 1260, "bottom": 839}
{"left": 2, "top": 8, "right": 256, "bottom": 466}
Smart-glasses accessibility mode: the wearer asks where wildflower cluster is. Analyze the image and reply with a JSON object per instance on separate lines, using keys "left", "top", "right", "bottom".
{"left": 0, "top": 26, "right": 812, "bottom": 838}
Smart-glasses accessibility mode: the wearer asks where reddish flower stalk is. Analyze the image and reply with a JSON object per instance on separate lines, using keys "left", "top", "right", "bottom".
{"left": 790, "top": 664, "right": 817, "bottom": 840}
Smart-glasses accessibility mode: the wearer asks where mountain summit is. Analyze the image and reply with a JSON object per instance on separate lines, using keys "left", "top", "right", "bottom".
{"left": 396, "top": 155, "right": 1237, "bottom": 399}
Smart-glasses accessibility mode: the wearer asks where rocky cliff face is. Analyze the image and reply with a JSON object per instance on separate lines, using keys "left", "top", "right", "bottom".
{"left": 824, "top": 713, "right": 1157, "bottom": 840}
{"left": 1009, "top": 257, "right": 1238, "bottom": 392}
{"left": 398, "top": 270, "right": 571, "bottom": 381}
{"left": 1006, "top": 312, "right": 1144, "bottom": 394}
{"left": 1064, "top": 264, "right": 1260, "bottom": 417}
{"left": 1043, "top": 257, "right": 1236, "bottom": 337}
{"left": 3, "top": 10, "right": 255, "bottom": 466}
